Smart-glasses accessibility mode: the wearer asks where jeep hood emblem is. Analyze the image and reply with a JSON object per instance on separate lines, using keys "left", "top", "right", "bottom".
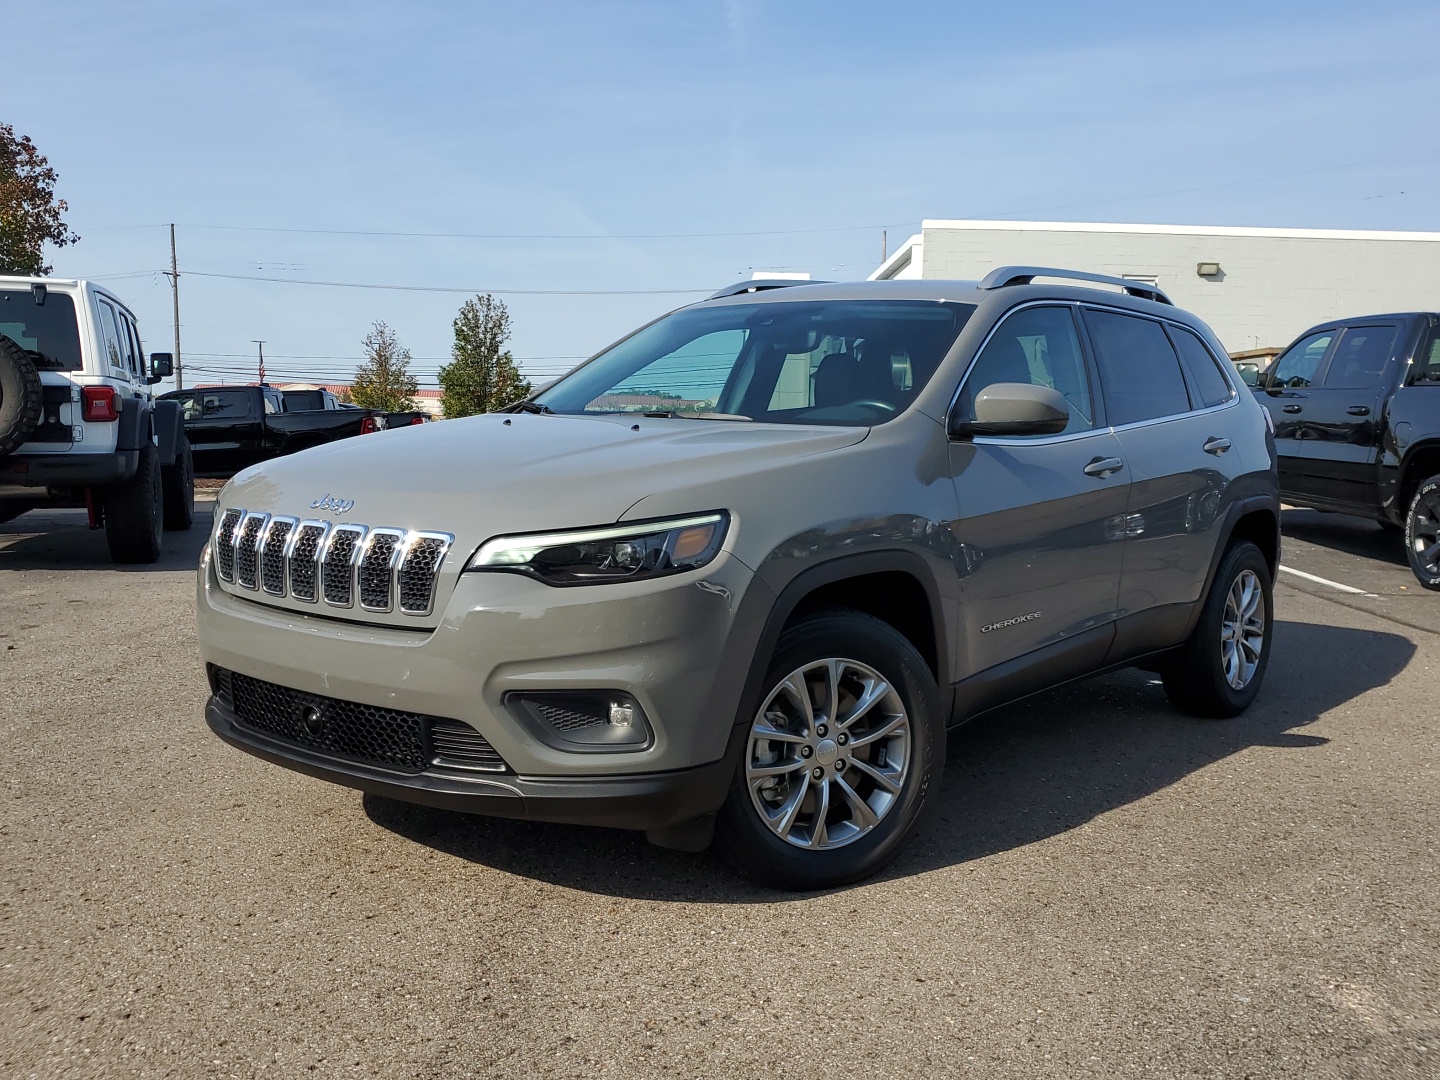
{"left": 309, "top": 493, "right": 355, "bottom": 515}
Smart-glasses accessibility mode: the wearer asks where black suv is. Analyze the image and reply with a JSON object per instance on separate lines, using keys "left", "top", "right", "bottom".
{"left": 1249, "top": 313, "right": 1440, "bottom": 588}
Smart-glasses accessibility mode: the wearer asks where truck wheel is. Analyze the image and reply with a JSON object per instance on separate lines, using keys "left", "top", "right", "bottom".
{"left": 104, "top": 442, "right": 164, "bottom": 563}
{"left": 162, "top": 433, "right": 195, "bottom": 531}
{"left": 1404, "top": 474, "right": 1440, "bottom": 591}
{"left": 714, "top": 610, "right": 944, "bottom": 890}
{"left": 1162, "top": 541, "right": 1273, "bottom": 718}
{"left": 0, "top": 333, "right": 43, "bottom": 456}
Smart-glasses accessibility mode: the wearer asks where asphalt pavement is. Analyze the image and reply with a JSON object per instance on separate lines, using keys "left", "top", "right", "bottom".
{"left": 1, "top": 502, "right": 1437, "bottom": 1078}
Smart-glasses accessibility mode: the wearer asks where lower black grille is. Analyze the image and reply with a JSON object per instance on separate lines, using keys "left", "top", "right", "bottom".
{"left": 431, "top": 719, "right": 509, "bottom": 772}
{"left": 210, "top": 666, "right": 509, "bottom": 775}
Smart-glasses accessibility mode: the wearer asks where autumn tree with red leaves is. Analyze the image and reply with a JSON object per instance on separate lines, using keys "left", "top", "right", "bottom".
{"left": 0, "top": 124, "right": 79, "bottom": 276}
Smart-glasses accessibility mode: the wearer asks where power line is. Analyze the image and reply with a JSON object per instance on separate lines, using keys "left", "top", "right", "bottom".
{"left": 83, "top": 221, "right": 911, "bottom": 240}
{"left": 181, "top": 270, "right": 713, "bottom": 295}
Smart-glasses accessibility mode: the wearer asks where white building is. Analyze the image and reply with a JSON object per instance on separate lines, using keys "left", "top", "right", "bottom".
{"left": 871, "top": 220, "right": 1440, "bottom": 356}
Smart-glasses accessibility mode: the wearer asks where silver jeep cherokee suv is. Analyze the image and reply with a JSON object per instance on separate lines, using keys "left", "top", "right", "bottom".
{"left": 197, "top": 267, "right": 1280, "bottom": 889}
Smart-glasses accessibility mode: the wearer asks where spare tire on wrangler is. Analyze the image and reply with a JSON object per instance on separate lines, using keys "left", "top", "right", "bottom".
{"left": 0, "top": 333, "right": 44, "bottom": 457}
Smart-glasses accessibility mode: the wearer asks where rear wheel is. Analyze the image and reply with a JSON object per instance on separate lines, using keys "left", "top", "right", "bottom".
{"left": 161, "top": 433, "right": 195, "bottom": 531}
{"left": 715, "top": 610, "right": 943, "bottom": 890}
{"left": 104, "top": 442, "right": 164, "bottom": 564}
{"left": 1162, "top": 541, "right": 1273, "bottom": 718}
{"left": 1404, "top": 474, "right": 1440, "bottom": 591}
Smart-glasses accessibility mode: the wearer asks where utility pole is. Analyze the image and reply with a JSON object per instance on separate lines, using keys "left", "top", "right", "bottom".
{"left": 882, "top": 229, "right": 887, "bottom": 263}
{"left": 164, "top": 224, "right": 183, "bottom": 389}
{"left": 252, "top": 340, "right": 266, "bottom": 385}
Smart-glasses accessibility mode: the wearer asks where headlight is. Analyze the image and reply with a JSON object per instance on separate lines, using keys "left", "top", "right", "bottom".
{"left": 465, "top": 511, "right": 729, "bottom": 586}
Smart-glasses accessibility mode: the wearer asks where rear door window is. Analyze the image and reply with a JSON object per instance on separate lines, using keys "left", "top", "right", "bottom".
{"left": 1168, "top": 325, "right": 1235, "bottom": 408}
{"left": 199, "top": 391, "right": 253, "bottom": 418}
{"left": 1319, "top": 324, "right": 1398, "bottom": 390}
{"left": 96, "top": 299, "right": 127, "bottom": 376}
{"left": 1082, "top": 308, "right": 1192, "bottom": 426}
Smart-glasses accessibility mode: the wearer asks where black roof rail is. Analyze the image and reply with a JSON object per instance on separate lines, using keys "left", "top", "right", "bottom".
{"left": 708, "top": 278, "right": 830, "bottom": 301}
{"left": 977, "top": 266, "right": 1173, "bottom": 306}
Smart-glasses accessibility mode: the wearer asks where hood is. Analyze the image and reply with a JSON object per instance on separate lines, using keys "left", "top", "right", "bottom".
{"left": 221, "top": 412, "right": 867, "bottom": 539}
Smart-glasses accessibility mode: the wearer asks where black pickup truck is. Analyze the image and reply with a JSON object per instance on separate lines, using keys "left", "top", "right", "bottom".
{"left": 158, "top": 385, "right": 386, "bottom": 478}
{"left": 1249, "top": 312, "right": 1440, "bottom": 589}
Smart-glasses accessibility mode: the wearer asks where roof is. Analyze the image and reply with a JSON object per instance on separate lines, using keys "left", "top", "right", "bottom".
{"left": 919, "top": 219, "right": 1440, "bottom": 244}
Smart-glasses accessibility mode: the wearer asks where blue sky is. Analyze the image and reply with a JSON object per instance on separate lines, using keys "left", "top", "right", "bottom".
{"left": 9, "top": 1, "right": 1440, "bottom": 390}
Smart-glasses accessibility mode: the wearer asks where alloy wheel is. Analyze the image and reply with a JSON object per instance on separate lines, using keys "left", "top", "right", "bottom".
{"left": 1220, "top": 569, "right": 1265, "bottom": 690}
{"left": 745, "top": 657, "right": 910, "bottom": 850}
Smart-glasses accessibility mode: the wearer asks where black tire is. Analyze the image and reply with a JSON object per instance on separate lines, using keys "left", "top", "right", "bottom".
{"left": 104, "top": 442, "right": 164, "bottom": 564}
{"left": 161, "top": 433, "right": 195, "bottom": 531}
{"left": 1404, "top": 474, "right": 1440, "bottom": 591}
{"left": 0, "top": 332, "right": 43, "bottom": 457}
{"left": 714, "top": 610, "right": 944, "bottom": 890}
{"left": 1162, "top": 541, "right": 1273, "bottom": 718}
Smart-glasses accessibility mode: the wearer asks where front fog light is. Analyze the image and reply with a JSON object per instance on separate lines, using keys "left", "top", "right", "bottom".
{"left": 507, "top": 691, "right": 653, "bottom": 752}
{"left": 466, "top": 512, "right": 728, "bottom": 586}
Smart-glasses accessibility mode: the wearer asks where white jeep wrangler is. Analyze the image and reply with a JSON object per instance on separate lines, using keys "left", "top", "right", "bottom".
{"left": 0, "top": 277, "right": 194, "bottom": 563}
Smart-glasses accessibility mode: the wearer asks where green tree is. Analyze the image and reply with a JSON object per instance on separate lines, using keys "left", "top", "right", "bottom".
{"left": 439, "top": 294, "right": 531, "bottom": 418}
{"left": 350, "top": 321, "right": 419, "bottom": 411}
{"left": 0, "top": 123, "right": 79, "bottom": 276}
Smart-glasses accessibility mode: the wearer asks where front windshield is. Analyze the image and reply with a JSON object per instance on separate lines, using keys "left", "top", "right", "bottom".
{"left": 535, "top": 299, "right": 975, "bottom": 425}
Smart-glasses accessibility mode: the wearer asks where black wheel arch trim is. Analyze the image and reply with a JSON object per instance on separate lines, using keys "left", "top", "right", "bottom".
{"left": 152, "top": 398, "right": 183, "bottom": 466}
{"left": 719, "top": 549, "right": 954, "bottom": 752}
{"left": 1186, "top": 493, "right": 1280, "bottom": 641}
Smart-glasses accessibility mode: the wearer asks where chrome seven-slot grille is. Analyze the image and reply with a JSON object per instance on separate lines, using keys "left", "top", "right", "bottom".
{"left": 213, "top": 507, "right": 452, "bottom": 616}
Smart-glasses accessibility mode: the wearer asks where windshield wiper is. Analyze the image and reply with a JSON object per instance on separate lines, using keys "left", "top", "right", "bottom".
{"left": 508, "top": 400, "right": 554, "bottom": 414}
{"left": 641, "top": 410, "right": 753, "bottom": 422}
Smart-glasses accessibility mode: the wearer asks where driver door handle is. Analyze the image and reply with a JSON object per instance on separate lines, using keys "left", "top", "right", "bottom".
{"left": 1282, "top": 404, "right": 1302, "bottom": 413}
{"left": 1347, "top": 405, "right": 1371, "bottom": 416}
{"left": 1203, "top": 437, "right": 1232, "bottom": 455}
{"left": 1083, "top": 456, "right": 1124, "bottom": 478}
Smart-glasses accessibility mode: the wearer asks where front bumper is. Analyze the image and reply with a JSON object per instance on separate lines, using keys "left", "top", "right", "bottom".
{"left": 207, "top": 696, "right": 743, "bottom": 829}
{"left": 197, "top": 537, "right": 770, "bottom": 778}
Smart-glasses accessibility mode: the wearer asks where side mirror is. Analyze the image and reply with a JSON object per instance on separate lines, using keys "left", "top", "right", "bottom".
{"left": 1234, "top": 362, "right": 1260, "bottom": 387}
{"left": 149, "top": 352, "right": 174, "bottom": 379}
{"left": 949, "top": 382, "right": 1070, "bottom": 439}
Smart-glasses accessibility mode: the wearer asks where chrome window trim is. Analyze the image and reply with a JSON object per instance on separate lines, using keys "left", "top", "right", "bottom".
{"left": 397, "top": 532, "right": 454, "bottom": 617}
{"left": 320, "top": 523, "right": 368, "bottom": 609}
{"left": 234, "top": 511, "right": 270, "bottom": 591}
{"left": 258, "top": 516, "right": 298, "bottom": 597}
{"left": 947, "top": 298, "right": 1245, "bottom": 440}
{"left": 359, "top": 527, "right": 408, "bottom": 613}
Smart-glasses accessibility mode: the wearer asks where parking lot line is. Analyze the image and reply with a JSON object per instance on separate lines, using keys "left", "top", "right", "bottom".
{"left": 1278, "top": 564, "right": 1376, "bottom": 597}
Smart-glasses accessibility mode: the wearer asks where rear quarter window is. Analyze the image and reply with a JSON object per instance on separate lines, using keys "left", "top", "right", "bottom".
{"left": 1168, "top": 325, "right": 1235, "bottom": 408}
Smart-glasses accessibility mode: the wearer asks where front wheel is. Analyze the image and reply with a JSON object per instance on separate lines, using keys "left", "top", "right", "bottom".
{"left": 1405, "top": 475, "right": 1440, "bottom": 591}
{"left": 715, "top": 610, "right": 944, "bottom": 890}
{"left": 1162, "top": 541, "right": 1273, "bottom": 717}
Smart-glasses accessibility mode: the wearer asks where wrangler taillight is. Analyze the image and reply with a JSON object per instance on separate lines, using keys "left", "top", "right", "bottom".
{"left": 409, "top": 416, "right": 425, "bottom": 426}
{"left": 82, "top": 386, "right": 119, "bottom": 421}
{"left": 360, "top": 416, "right": 382, "bottom": 434}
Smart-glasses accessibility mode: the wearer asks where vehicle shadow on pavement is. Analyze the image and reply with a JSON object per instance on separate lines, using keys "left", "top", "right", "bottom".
{"left": 0, "top": 504, "right": 212, "bottom": 572}
{"left": 1281, "top": 507, "right": 1408, "bottom": 567}
{"left": 363, "top": 619, "right": 1413, "bottom": 901}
